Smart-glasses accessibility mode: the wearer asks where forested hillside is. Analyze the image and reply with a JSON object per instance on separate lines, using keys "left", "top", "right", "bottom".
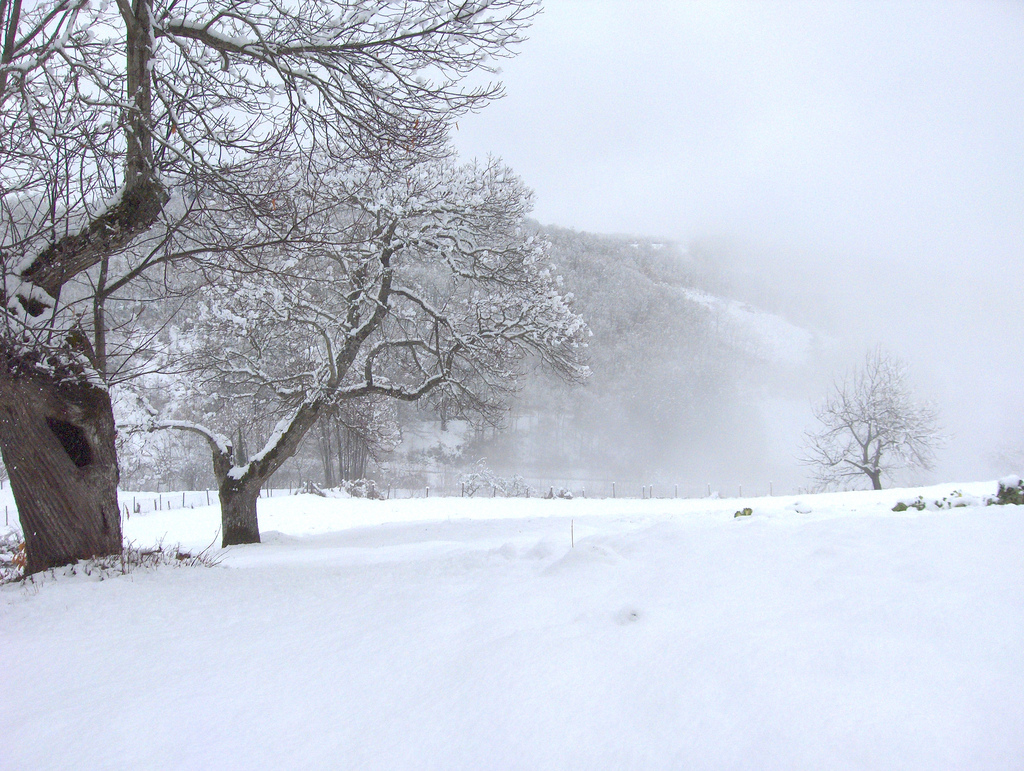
{"left": 423, "top": 227, "right": 830, "bottom": 489}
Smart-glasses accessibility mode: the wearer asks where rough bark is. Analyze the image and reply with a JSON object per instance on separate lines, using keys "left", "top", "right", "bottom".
{"left": 0, "top": 0, "right": 166, "bottom": 572}
{"left": 218, "top": 477, "right": 261, "bottom": 546}
{"left": 0, "top": 361, "right": 121, "bottom": 574}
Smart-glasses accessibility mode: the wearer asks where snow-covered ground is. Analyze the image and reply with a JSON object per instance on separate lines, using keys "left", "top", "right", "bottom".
{"left": 2, "top": 483, "right": 1022, "bottom": 770}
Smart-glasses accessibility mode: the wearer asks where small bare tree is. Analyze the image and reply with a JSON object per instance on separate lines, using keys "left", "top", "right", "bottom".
{"left": 802, "top": 348, "right": 942, "bottom": 490}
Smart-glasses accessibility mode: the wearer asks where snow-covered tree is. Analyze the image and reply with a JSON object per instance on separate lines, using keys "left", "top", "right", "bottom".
{"left": 0, "top": 0, "right": 537, "bottom": 573}
{"left": 150, "top": 154, "right": 587, "bottom": 545}
{"left": 802, "top": 348, "right": 942, "bottom": 490}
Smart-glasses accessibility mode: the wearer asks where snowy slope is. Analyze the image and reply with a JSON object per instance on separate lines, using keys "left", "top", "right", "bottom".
{"left": 681, "top": 287, "right": 820, "bottom": 365}
{"left": 2, "top": 485, "right": 1022, "bottom": 770}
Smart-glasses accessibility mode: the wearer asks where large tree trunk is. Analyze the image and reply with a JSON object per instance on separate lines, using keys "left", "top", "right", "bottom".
{"left": 0, "top": 367, "right": 121, "bottom": 574}
{"left": 210, "top": 398, "right": 333, "bottom": 546}
{"left": 218, "top": 479, "right": 261, "bottom": 547}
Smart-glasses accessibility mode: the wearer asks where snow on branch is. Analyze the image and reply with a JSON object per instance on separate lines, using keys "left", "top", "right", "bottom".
{"left": 801, "top": 348, "right": 944, "bottom": 490}
{"left": 152, "top": 419, "right": 233, "bottom": 459}
{"left": 152, "top": 148, "right": 586, "bottom": 493}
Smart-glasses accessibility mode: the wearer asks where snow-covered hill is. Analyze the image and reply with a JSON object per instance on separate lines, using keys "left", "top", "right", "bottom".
{"left": 681, "top": 286, "right": 823, "bottom": 366}
{"left": 2, "top": 484, "right": 1021, "bottom": 769}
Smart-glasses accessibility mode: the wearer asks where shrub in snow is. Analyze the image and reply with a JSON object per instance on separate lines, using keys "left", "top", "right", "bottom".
{"left": 1, "top": 538, "right": 222, "bottom": 585}
{"left": 544, "top": 487, "right": 573, "bottom": 500}
{"left": 460, "top": 462, "right": 533, "bottom": 498}
{"left": 892, "top": 498, "right": 928, "bottom": 512}
{"left": 892, "top": 489, "right": 992, "bottom": 512}
{"left": 460, "top": 466, "right": 494, "bottom": 497}
{"left": 995, "top": 476, "right": 1024, "bottom": 506}
{"left": 734, "top": 508, "right": 753, "bottom": 518}
{"left": 341, "top": 479, "right": 385, "bottom": 500}
{"left": 0, "top": 530, "right": 26, "bottom": 583}
{"left": 498, "top": 475, "right": 531, "bottom": 498}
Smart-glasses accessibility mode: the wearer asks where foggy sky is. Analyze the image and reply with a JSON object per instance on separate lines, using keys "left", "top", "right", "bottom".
{"left": 452, "top": 0, "right": 1024, "bottom": 484}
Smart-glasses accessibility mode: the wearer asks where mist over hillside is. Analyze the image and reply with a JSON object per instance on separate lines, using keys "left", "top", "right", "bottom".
{"left": 383, "top": 225, "right": 835, "bottom": 495}
{"left": 111, "top": 222, "right": 972, "bottom": 499}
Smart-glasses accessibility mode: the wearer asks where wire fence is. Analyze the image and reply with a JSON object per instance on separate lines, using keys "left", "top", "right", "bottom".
{"left": 115, "top": 487, "right": 300, "bottom": 517}
{"left": 0, "top": 475, "right": 799, "bottom": 527}
{"left": 378, "top": 474, "right": 788, "bottom": 501}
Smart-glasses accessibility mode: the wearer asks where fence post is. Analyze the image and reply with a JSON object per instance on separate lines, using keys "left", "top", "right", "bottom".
{"left": 674, "top": 484, "right": 678, "bottom": 499}
{"left": 426, "top": 485, "right": 430, "bottom": 498}
{"left": 612, "top": 482, "right": 616, "bottom": 499}
{"left": 461, "top": 482, "right": 465, "bottom": 497}
{"left": 769, "top": 481, "right": 773, "bottom": 496}
{"left": 707, "top": 483, "right": 711, "bottom": 497}
{"left": 739, "top": 485, "right": 743, "bottom": 497}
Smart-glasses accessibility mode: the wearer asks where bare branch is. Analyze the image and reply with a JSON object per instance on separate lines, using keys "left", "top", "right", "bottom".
{"left": 801, "top": 347, "right": 943, "bottom": 490}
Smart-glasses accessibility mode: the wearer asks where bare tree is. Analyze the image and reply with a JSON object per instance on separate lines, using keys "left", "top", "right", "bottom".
{"left": 0, "top": 0, "right": 538, "bottom": 573}
{"left": 802, "top": 348, "right": 942, "bottom": 490}
{"left": 148, "top": 153, "right": 587, "bottom": 545}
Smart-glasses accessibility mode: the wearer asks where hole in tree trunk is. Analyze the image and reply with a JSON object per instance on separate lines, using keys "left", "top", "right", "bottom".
{"left": 46, "top": 417, "right": 92, "bottom": 468}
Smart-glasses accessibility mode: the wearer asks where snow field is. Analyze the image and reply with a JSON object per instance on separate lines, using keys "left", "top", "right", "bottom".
{"left": 2, "top": 484, "right": 1022, "bottom": 769}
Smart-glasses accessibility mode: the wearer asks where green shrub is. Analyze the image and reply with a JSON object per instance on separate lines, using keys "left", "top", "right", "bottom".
{"left": 995, "top": 476, "right": 1024, "bottom": 505}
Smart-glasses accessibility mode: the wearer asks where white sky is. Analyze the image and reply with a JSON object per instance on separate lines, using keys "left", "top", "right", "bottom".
{"left": 452, "top": 0, "right": 1024, "bottom": 483}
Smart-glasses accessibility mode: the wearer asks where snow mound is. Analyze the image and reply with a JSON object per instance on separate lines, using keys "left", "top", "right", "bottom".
{"left": 543, "top": 539, "right": 623, "bottom": 574}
